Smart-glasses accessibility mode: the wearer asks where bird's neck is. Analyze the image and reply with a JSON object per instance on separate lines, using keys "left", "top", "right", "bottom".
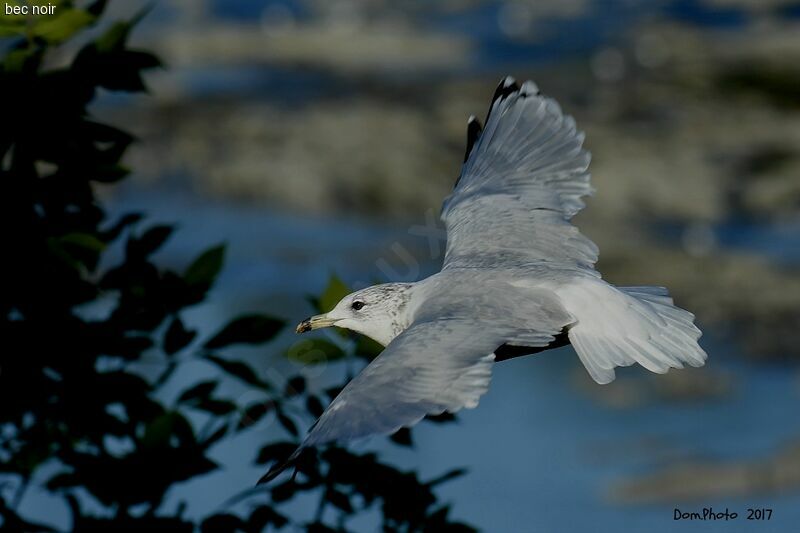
{"left": 362, "top": 282, "right": 418, "bottom": 346}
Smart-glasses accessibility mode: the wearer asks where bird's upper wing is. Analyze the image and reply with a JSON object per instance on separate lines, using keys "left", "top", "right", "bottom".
{"left": 301, "top": 281, "right": 570, "bottom": 448}
{"left": 441, "top": 77, "right": 598, "bottom": 272}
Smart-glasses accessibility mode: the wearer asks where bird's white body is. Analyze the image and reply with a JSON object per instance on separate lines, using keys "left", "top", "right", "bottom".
{"left": 262, "top": 77, "right": 707, "bottom": 482}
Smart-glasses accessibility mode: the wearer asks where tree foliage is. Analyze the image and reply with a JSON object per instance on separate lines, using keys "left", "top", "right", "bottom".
{"left": 0, "top": 2, "right": 474, "bottom": 531}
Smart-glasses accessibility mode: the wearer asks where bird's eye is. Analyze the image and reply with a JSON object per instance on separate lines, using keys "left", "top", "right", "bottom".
{"left": 351, "top": 301, "right": 365, "bottom": 311}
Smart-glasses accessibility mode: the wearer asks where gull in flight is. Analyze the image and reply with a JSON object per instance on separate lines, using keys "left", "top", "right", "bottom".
{"left": 261, "top": 77, "right": 707, "bottom": 482}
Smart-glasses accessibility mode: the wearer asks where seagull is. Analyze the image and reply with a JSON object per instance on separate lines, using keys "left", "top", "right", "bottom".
{"left": 260, "top": 77, "right": 707, "bottom": 483}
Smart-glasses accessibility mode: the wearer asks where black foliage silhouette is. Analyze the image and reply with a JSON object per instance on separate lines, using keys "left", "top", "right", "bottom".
{"left": 0, "top": 2, "right": 474, "bottom": 531}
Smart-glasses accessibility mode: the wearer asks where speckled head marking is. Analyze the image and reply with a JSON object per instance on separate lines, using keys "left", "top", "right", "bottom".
{"left": 295, "top": 283, "right": 415, "bottom": 346}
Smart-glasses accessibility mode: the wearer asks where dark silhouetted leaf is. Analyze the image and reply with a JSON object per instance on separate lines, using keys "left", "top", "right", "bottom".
{"left": 194, "top": 398, "right": 237, "bottom": 416}
{"left": 164, "top": 315, "right": 196, "bottom": 355}
{"left": 140, "top": 411, "right": 195, "bottom": 449}
{"left": 256, "top": 442, "right": 298, "bottom": 465}
{"left": 126, "top": 225, "right": 172, "bottom": 259}
{"left": 389, "top": 427, "right": 413, "bottom": 447}
{"left": 284, "top": 376, "right": 306, "bottom": 396}
{"left": 205, "top": 355, "right": 268, "bottom": 389}
{"left": 247, "top": 506, "right": 288, "bottom": 530}
{"left": 326, "top": 488, "right": 353, "bottom": 513}
{"left": 238, "top": 401, "right": 274, "bottom": 429}
{"left": 101, "top": 212, "right": 142, "bottom": 242}
{"left": 277, "top": 412, "right": 299, "bottom": 437}
{"left": 270, "top": 481, "right": 297, "bottom": 503}
{"left": 184, "top": 244, "right": 225, "bottom": 287}
{"left": 204, "top": 315, "right": 284, "bottom": 349}
{"left": 425, "top": 412, "right": 457, "bottom": 424}
{"left": 305, "top": 395, "right": 325, "bottom": 418}
{"left": 307, "top": 522, "right": 338, "bottom": 533}
{"left": 201, "top": 514, "right": 245, "bottom": 533}
{"left": 177, "top": 380, "right": 218, "bottom": 405}
{"left": 325, "top": 385, "right": 344, "bottom": 401}
{"left": 427, "top": 468, "right": 467, "bottom": 487}
{"left": 201, "top": 423, "right": 229, "bottom": 448}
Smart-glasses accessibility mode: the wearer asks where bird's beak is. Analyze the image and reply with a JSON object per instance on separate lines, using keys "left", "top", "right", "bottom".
{"left": 296, "top": 314, "right": 338, "bottom": 333}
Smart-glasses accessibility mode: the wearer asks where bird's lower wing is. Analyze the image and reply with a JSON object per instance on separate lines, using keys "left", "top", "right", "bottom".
{"left": 302, "top": 319, "right": 507, "bottom": 448}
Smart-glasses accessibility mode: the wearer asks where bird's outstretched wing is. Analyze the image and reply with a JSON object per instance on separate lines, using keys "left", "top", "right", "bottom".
{"left": 258, "top": 319, "right": 503, "bottom": 483}
{"left": 259, "top": 281, "right": 572, "bottom": 482}
{"left": 302, "top": 319, "right": 502, "bottom": 446}
{"left": 442, "top": 77, "right": 598, "bottom": 272}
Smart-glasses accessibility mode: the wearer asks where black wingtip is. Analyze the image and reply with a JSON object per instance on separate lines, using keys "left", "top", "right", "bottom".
{"left": 463, "top": 115, "right": 483, "bottom": 163}
{"left": 256, "top": 449, "right": 302, "bottom": 486}
{"left": 492, "top": 76, "right": 520, "bottom": 103}
{"left": 484, "top": 76, "right": 521, "bottom": 126}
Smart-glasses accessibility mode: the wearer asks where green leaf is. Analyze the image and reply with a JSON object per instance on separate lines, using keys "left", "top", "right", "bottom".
{"left": 286, "top": 338, "right": 346, "bottom": 365}
{"left": 141, "top": 412, "right": 187, "bottom": 448}
{"left": 184, "top": 244, "right": 225, "bottom": 287}
{"left": 95, "top": 20, "right": 130, "bottom": 52}
{"left": 177, "top": 380, "right": 218, "bottom": 405}
{"left": 91, "top": 163, "right": 130, "bottom": 183}
{"left": 59, "top": 232, "right": 106, "bottom": 252}
{"left": 203, "top": 314, "right": 284, "bottom": 349}
{"left": 205, "top": 355, "right": 269, "bottom": 389}
{"left": 318, "top": 274, "right": 350, "bottom": 313}
{"left": 0, "top": 15, "right": 26, "bottom": 39}
{"left": 94, "top": 5, "right": 154, "bottom": 52}
{"left": 1, "top": 47, "right": 42, "bottom": 73}
{"left": 32, "top": 9, "right": 95, "bottom": 43}
{"left": 355, "top": 335, "right": 384, "bottom": 360}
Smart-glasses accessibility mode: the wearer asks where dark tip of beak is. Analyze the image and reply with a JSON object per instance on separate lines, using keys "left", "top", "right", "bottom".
{"left": 296, "top": 318, "right": 312, "bottom": 334}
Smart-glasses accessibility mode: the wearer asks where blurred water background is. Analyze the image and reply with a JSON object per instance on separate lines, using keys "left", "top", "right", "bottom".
{"left": 30, "top": 0, "right": 800, "bottom": 530}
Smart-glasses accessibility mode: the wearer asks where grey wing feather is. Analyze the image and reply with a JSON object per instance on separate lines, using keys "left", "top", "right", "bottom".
{"left": 302, "top": 319, "right": 502, "bottom": 447}
{"left": 442, "top": 78, "right": 598, "bottom": 271}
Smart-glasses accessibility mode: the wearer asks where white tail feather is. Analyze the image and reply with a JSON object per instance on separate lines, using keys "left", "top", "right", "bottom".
{"left": 559, "top": 280, "right": 707, "bottom": 384}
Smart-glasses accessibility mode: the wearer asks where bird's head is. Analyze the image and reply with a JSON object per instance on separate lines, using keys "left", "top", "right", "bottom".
{"left": 296, "top": 283, "right": 414, "bottom": 346}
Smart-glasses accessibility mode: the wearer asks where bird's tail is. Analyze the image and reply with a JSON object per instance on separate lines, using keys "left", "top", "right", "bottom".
{"left": 561, "top": 280, "right": 707, "bottom": 384}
